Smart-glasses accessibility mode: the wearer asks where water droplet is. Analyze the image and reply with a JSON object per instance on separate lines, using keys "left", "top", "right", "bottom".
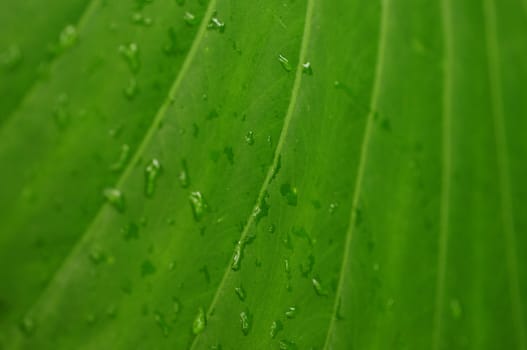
{"left": 312, "top": 277, "right": 328, "bottom": 296}
{"left": 270, "top": 320, "right": 283, "bottom": 339}
{"left": 279, "top": 339, "right": 297, "bottom": 350}
{"left": 89, "top": 247, "right": 106, "bottom": 265}
{"left": 19, "top": 316, "right": 35, "bottom": 336}
{"left": 141, "top": 260, "right": 156, "bottom": 277}
{"left": 231, "top": 240, "right": 245, "bottom": 271}
{"left": 252, "top": 192, "right": 270, "bottom": 224}
{"left": 178, "top": 160, "right": 190, "bottom": 188}
{"left": 280, "top": 183, "right": 297, "bottom": 206}
{"left": 119, "top": 42, "right": 141, "bottom": 73}
{"left": 124, "top": 77, "right": 138, "bottom": 99}
{"left": 53, "top": 93, "right": 70, "bottom": 128}
{"left": 278, "top": 54, "right": 292, "bottom": 72}
{"left": 224, "top": 147, "right": 234, "bottom": 165}
{"left": 111, "top": 144, "right": 131, "bottom": 172}
{"left": 329, "top": 202, "right": 339, "bottom": 214}
{"left": 300, "top": 254, "right": 315, "bottom": 277}
{"left": 131, "top": 13, "right": 153, "bottom": 26}
{"left": 207, "top": 13, "right": 225, "bottom": 32}
{"left": 235, "top": 285, "right": 246, "bottom": 301}
{"left": 268, "top": 224, "right": 276, "bottom": 234}
{"left": 240, "top": 310, "right": 251, "bottom": 335}
{"left": 302, "top": 61, "right": 313, "bottom": 75}
{"left": 450, "top": 298, "right": 462, "bottom": 319}
{"left": 122, "top": 221, "right": 139, "bottom": 240}
{"left": 154, "top": 311, "right": 170, "bottom": 336}
{"left": 163, "top": 27, "right": 180, "bottom": 55}
{"left": 0, "top": 45, "right": 22, "bottom": 70}
{"left": 192, "top": 307, "right": 206, "bottom": 334}
{"left": 245, "top": 131, "right": 255, "bottom": 145}
{"left": 184, "top": 12, "right": 197, "bottom": 26}
{"left": 144, "top": 158, "right": 161, "bottom": 197}
{"left": 103, "top": 188, "right": 124, "bottom": 212}
{"left": 59, "top": 25, "right": 78, "bottom": 49}
{"left": 285, "top": 306, "right": 296, "bottom": 319}
{"left": 189, "top": 191, "right": 208, "bottom": 221}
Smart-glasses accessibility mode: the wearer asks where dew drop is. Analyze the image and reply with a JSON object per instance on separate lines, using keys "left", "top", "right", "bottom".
{"left": 144, "top": 158, "right": 161, "bottom": 197}
{"left": 19, "top": 316, "right": 35, "bottom": 336}
{"left": 234, "top": 285, "right": 246, "bottom": 301}
{"left": 245, "top": 131, "right": 255, "bottom": 145}
{"left": 240, "top": 310, "right": 251, "bottom": 335}
{"left": 178, "top": 160, "right": 190, "bottom": 188}
{"left": 154, "top": 311, "right": 170, "bottom": 337}
{"left": 119, "top": 42, "right": 141, "bottom": 73}
{"left": 252, "top": 192, "right": 270, "bottom": 224}
{"left": 122, "top": 221, "right": 139, "bottom": 241}
{"left": 279, "top": 339, "right": 297, "bottom": 349}
{"left": 285, "top": 306, "right": 296, "bottom": 319}
{"left": 124, "top": 77, "right": 138, "bottom": 100}
{"left": 312, "top": 277, "right": 328, "bottom": 296}
{"left": 89, "top": 247, "right": 106, "bottom": 265}
{"left": 103, "top": 188, "right": 124, "bottom": 212}
{"left": 189, "top": 191, "right": 208, "bottom": 221}
{"left": 192, "top": 307, "right": 206, "bottom": 334}
{"left": 0, "top": 45, "right": 22, "bottom": 70}
{"left": 207, "top": 13, "right": 225, "bottom": 32}
{"left": 280, "top": 183, "right": 298, "bottom": 206}
{"left": 302, "top": 61, "right": 313, "bottom": 75}
{"left": 278, "top": 54, "right": 292, "bottom": 72}
{"left": 59, "top": 25, "right": 78, "bottom": 49}
{"left": 111, "top": 144, "right": 131, "bottom": 172}
{"left": 231, "top": 240, "right": 245, "bottom": 271}
{"left": 131, "top": 13, "right": 153, "bottom": 26}
{"left": 184, "top": 12, "right": 197, "bottom": 26}
{"left": 53, "top": 93, "right": 70, "bottom": 129}
{"left": 270, "top": 320, "right": 283, "bottom": 339}
{"left": 329, "top": 202, "right": 339, "bottom": 214}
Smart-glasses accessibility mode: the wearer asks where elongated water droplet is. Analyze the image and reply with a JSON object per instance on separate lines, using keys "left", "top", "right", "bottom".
{"left": 154, "top": 311, "right": 170, "bottom": 337}
{"left": 280, "top": 183, "right": 297, "bottom": 206}
{"left": 240, "top": 310, "right": 251, "bottom": 335}
{"left": 184, "top": 12, "right": 197, "bottom": 26}
{"left": 302, "top": 61, "right": 313, "bottom": 75}
{"left": 278, "top": 54, "right": 292, "bottom": 72}
{"left": 285, "top": 306, "right": 296, "bottom": 319}
{"left": 122, "top": 221, "right": 139, "bottom": 241}
{"left": 103, "top": 188, "right": 124, "bottom": 212}
{"left": 231, "top": 240, "right": 245, "bottom": 271}
{"left": 252, "top": 192, "right": 269, "bottom": 224}
{"left": 59, "top": 25, "right": 78, "bottom": 49}
{"left": 189, "top": 191, "right": 208, "bottom": 221}
{"left": 207, "top": 13, "right": 225, "bottom": 32}
{"left": 124, "top": 77, "right": 138, "bottom": 100}
{"left": 279, "top": 339, "right": 297, "bottom": 350}
{"left": 53, "top": 93, "right": 70, "bottom": 128}
{"left": 270, "top": 320, "right": 283, "bottom": 339}
{"left": 178, "top": 160, "right": 190, "bottom": 188}
{"left": 131, "top": 12, "right": 153, "bottom": 26}
{"left": 119, "top": 42, "right": 141, "bottom": 73}
{"left": 245, "top": 131, "right": 254, "bottom": 145}
{"left": 144, "top": 159, "right": 161, "bottom": 197}
{"left": 312, "top": 277, "right": 328, "bottom": 296}
{"left": 111, "top": 144, "right": 130, "bottom": 172}
{"left": 192, "top": 307, "right": 206, "bottom": 334}
{"left": 235, "top": 285, "right": 246, "bottom": 301}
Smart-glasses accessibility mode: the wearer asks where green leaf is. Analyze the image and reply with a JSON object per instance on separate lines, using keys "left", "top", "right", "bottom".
{"left": 1, "top": 0, "right": 526, "bottom": 349}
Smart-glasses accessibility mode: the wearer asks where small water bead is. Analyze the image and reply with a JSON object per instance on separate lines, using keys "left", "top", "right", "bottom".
{"left": 119, "top": 42, "right": 141, "bottom": 73}
{"left": 302, "top": 61, "right": 313, "bottom": 75}
{"left": 252, "top": 192, "right": 270, "bottom": 224}
{"left": 89, "top": 247, "right": 106, "bottom": 265}
{"left": 329, "top": 202, "right": 339, "bottom": 214}
{"left": 103, "top": 188, "right": 124, "bottom": 212}
{"left": 285, "top": 306, "right": 296, "bottom": 319}
{"left": 184, "top": 12, "right": 197, "bottom": 26}
{"left": 234, "top": 286, "right": 246, "bottom": 301}
{"left": 124, "top": 77, "right": 138, "bottom": 100}
{"left": 144, "top": 159, "right": 161, "bottom": 197}
{"left": 192, "top": 307, "right": 206, "bottom": 334}
{"left": 178, "top": 160, "right": 190, "bottom": 188}
{"left": 231, "top": 240, "right": 245, "bottom": 271}
{"left": 207, "top": 14, "right": 225, "bottom": 32}
{"left": 154, "top": 311, "right": 170, "bottom": 337}
{"left": 189, "top": 191, "right": 208, "bottom": 221}
{"left": 19, "top": 316, "right": 35, "bottom": 336}
{"left": 312, "top": 277, "right": 328, "bottom": 296}
{"left": 279, "top": 339, "right": 297, "bottom": 350}
{"left": 59, "top": 25, "right": 78, "bottom": 49}
{"left": 111, "top": 144, "right": 131, "bottom": 172}
{"left": 53, "top": 93, "right": 70, "bottom": 128}
{"left": 131, "top": 13, "right": 153, "bottom": 26}
{"left": 122, "top": 221, "right": 139, "bottom": 240}
{"left": 278, "top": 54, "right": 292, "bottom": 72}
{"left": 280, "top": 183, "right": 297, "bottom": 206}
{"left": 270, "top": 320, "right": 283, "bottom": 339}
{"left": 240, "top": 310, "right": 251, "bottom": 335}
{"left": 0, "top": 45, "right": 22, "bottom": 69}
{"left": 245, "top": 131, "right": 255, "bottom": 145}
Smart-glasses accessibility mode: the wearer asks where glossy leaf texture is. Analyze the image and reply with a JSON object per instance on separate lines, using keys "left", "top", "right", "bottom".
{"left": 0, "top": 0, "right": 526, "bottom": 349}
